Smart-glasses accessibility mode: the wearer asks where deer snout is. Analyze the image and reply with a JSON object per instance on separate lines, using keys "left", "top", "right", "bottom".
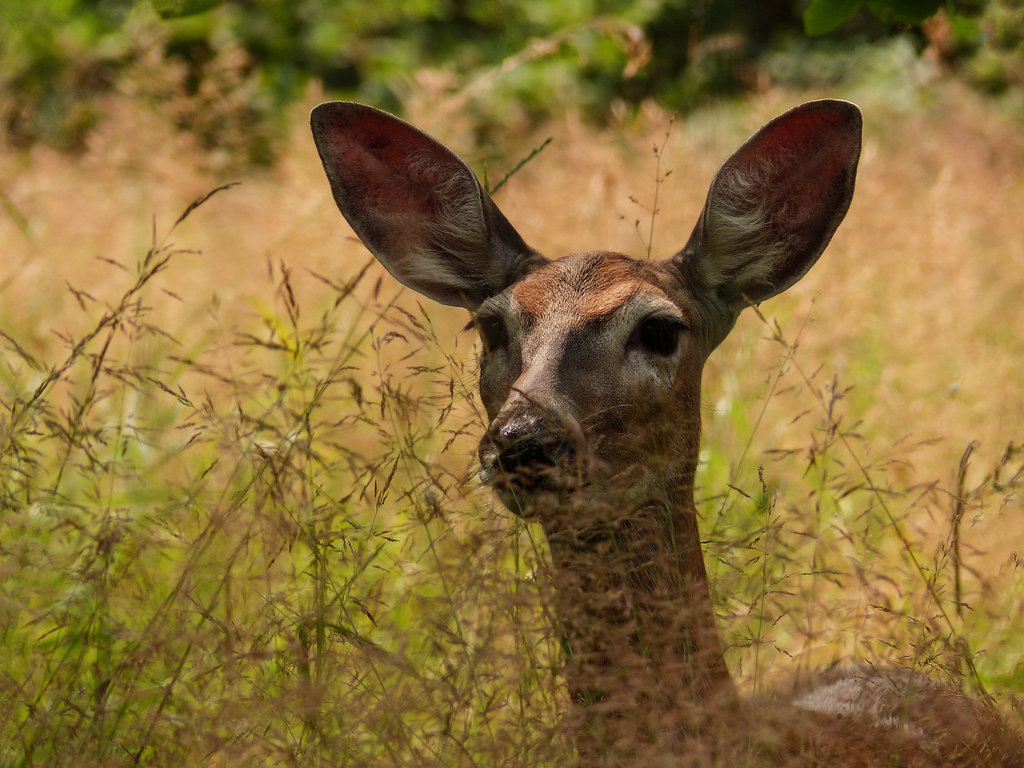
{"left": 493, "top": 420, "right": 574, "bottom": 473}
{"left": 479, "top": 411, "right": 584, "bottom": 512}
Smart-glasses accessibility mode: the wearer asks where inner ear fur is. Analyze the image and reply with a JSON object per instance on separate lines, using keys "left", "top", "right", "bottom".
{"left": 311, "top": 101, "right": 544, "bottom": 310}
{"left": 673, "top": 99, "right": 862, "bottom": 309}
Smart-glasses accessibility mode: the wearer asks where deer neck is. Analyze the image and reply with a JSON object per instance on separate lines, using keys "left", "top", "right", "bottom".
{"left": 537, "top": 427, "right": 735, "bottom": 752}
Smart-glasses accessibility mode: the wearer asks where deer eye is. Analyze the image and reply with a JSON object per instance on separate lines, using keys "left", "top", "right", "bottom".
{"left": 636, "top": 316, "right": 687, "bottom": 357}
{"left": 475, "top": 313, "right": 508, "bottom": 354}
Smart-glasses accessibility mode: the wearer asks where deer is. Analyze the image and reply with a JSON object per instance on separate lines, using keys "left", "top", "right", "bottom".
{"left": 310, "top": 99, "right": 1023, "bottom": 766}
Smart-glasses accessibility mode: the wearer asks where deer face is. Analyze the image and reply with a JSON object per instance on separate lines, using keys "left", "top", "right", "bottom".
{"left": 473, "top": 251, "right": 719, "bottom": 516}
{"left": 310, "top": 100, "right": 862, "bottom": 523}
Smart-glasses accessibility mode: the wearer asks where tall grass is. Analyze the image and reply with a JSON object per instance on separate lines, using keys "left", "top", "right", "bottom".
{"left": 0, "top": 184, "right": 574, "bottom": 766}
{"left": 1, "top": 81, "right": 1023, "bottom": 766}
{"left": 704, "top": 307, "right": 1024, "bottom": 701}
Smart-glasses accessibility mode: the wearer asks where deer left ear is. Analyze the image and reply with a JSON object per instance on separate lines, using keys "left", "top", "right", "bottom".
{"left": 673, "top": 99, "right": 862, "bottom": 309}
{"left": 311, "top": 102, "right": 545, "bottom": 310}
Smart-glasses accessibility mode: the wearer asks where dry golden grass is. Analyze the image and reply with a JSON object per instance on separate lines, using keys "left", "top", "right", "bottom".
{"left": 5, "top": 81, "right": 1021, "bottom": 468}
{"left": 1, "top": 74, "right": 1022, "bottom": 766}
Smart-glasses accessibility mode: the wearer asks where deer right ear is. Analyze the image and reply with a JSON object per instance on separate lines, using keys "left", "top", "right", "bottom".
{"left": 673, "top": 99, "right": 862, "bottom": 310}
{"left": 311, "top": 102, "right": 545, "bottom": 310}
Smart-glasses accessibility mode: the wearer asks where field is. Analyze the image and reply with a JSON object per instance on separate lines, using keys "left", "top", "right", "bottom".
{"left": 1, "top": 70, "right": 1023, "bottom": 766}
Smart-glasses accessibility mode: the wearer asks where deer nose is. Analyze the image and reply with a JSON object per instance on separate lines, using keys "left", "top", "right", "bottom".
{"left": 491, "top": 420, "right": 574, "bottom": 474}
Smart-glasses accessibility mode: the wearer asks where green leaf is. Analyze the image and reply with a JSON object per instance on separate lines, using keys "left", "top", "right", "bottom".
{"left": 866, "top": 0, "right": 942, "bottom": 25}
{"left": 150, "top": 0, "right": 219, "bottom": 19}
{"left": 949, "top": 14, "right": 981, "bottom": 39}
{"left": 804, "top": 0, "right": 864, "bottom": 36}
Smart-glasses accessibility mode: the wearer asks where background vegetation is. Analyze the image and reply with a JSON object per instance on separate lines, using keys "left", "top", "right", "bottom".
{"left": 1, "top": 1, "right": 1023, "bottom": 766}
{"left": 3, "top": 0, "right": 1023, "bottom": 162}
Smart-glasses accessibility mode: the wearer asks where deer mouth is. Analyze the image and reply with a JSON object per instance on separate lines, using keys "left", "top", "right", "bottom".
{"left": 482, "top": 464, "right": 589, "bottom": 518}
{"left": 478, "top": 425, "right": 587, "bottom": 516}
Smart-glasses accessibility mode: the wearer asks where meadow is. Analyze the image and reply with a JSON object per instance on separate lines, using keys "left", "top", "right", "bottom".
{"left": 1, "top": 71, "right": 1023, "bottom": 766}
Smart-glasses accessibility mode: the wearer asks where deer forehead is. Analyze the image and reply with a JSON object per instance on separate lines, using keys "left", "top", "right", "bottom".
{"left": 510, "top": 251, "right": 680, "bottom": 324}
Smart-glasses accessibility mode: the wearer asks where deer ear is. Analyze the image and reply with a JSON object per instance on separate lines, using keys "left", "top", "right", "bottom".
{"left": 673, "top": 99, "right": 862, "bottom": 309}
{"left": 311, "top": 102, "right": 544, "bottom": 310}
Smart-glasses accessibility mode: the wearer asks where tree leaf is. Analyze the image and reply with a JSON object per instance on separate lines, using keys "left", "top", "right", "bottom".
{"left": 150, "top": 0, "right": 219, "bottom": 19}
{"left": 866, "top": 0, "right": 942, "bottom": 25}
{"left": 804, "top": 0, "right": 865, "bottom": 36}
{"left": 949, "top": 14, "right": 981, "bottom": 38}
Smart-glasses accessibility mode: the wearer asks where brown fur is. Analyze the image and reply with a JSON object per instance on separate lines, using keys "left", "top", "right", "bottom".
{"left": 513, "top": 251, "right": 663, "bottom": 321}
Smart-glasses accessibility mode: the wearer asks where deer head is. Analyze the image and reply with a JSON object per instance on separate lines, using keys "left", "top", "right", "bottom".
{"left": 310, "top": 100, "right": 861, "bottom": 531}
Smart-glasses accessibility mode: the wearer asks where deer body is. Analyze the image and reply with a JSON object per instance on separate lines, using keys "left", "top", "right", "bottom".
{"left": 311, "top": 101, "right": 1022, "bottom": 766}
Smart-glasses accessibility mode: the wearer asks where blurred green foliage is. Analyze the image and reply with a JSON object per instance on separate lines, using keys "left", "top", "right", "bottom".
{"left": 805, "top": 0, "right": 949, "bottom": 34}
{"left": 0, "top": 0, "right": 1019, "bottom": 162}
{"left": 951, "top": 0, "right": 1024, "bottom": 94}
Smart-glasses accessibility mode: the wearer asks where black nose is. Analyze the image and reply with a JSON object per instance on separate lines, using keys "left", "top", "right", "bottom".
{"left": 492, "top": 421, "right": 573, "bottom": 474}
